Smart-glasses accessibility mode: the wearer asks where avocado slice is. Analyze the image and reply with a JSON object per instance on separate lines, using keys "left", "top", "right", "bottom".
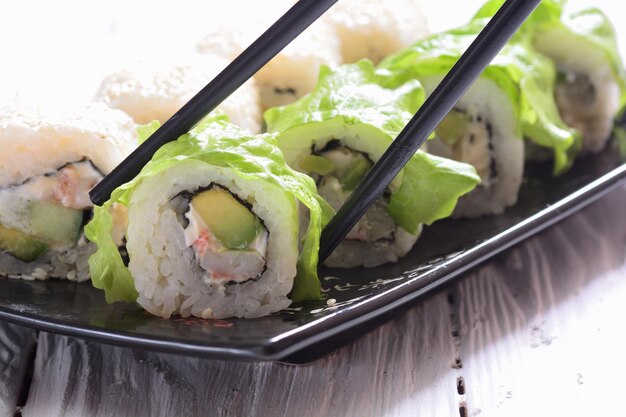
{"left": 0, "top": 223, "right": 49, "bottom": 262}
{"left": 29, "top": 201, "right": 83, "bottom": 246}
{"left": 299, "top": 154, "right": 335, "bottom": 175}
{"left": 191, "top": 188, "right": 263, "bottom": 250}
{"left": 435, "top": 110, "right": 470, "bottom": 146}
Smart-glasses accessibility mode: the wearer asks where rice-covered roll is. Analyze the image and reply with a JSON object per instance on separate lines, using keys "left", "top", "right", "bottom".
{"left": 86, "top": 114, "right": 331, "bottom": 319}
{"left": 322, "top": 0, "right": 429, "bottom": 64}
{"left": 265, "top": 61, "right": 480, "bottom": 268}
{"left": 94, "top": 52, "right": 262, "bottom": 134}
{"left": 195, "top": 0, "right": 341, "bottom": 110}
{"left": 475, "top": 0, "right": 626, "bottom": 153}
{"left": 0, "top": 103, "right": 137, "bottom": 281}
{"left": 379, "top": 19, "right": 581, "bottom": 217}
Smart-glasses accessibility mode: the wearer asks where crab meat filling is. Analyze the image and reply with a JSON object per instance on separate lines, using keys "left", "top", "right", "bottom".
{"left": 434, "top": 109, "right": 496, "bottom": 186}
{"left": 182, "top": 186, "right": 268, "bottom": 285}
{"left": 301, "top": 143, "right": 395, "bottom": 243}
{"left": 0, "top": 159, "right": 103, "bottom": 211}
{"left": 0, "top": 160, "right": 103, "bottom": 262}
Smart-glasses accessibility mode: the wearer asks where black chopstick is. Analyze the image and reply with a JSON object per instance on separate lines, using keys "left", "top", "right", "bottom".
{"left": 90, "top": 0, "right": 338, "bottom": 206}
{"left": 318, "top": 0, "right": 541, "bottom": 263}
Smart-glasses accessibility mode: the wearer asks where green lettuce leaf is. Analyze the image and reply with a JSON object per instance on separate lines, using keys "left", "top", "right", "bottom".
{"left": 265, "top": 61, "right": 425, "bottom": 138}
{"left": 85, "top": 203, "right": 138, "bottom": 304}
{"left": 378, "top": 19, "right": 582, "bottom": 175}
{"left": 85, "top": 114, "right": 332, "bottom": 304}
{"left": 473, "top": 0, "right": 564, "bottom": 32}
{"left": 265, "top": 61, "right": 480, "bottom": 233}
{"left": 474, "top": 0, "right": 626, "bottom": 112}
{"left": 136, "top": 120, "right": 161, "bottom": 145}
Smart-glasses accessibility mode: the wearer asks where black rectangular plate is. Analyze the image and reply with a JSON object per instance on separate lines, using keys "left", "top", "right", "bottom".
{"left": 0, "top": 140, "right": 624, "bottom": 362}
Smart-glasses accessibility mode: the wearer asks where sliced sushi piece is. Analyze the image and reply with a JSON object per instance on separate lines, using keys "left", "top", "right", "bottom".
{"left": 265, "top": 61, "right": 480, "bottom": 268}
{"left": 475, "top": 0, "right": 626, "bottom": 153}
{"left": 195, "top": 0, "right": 341, "bottom": 110}
{"left": 379, "top": 19, "right": 581, "bottom": 217}
{"left": 94, "top": 52, "right": 262, "bottom": 134}
{"left": 85, "top": 114, "right": 331, "bottom": 319}
{"left": 420, "top": 77, "right": 523, "bottom": 217}
{"left": 0, "top": 103, "right": 137, "bottom": 281}
{"left": 322, "top": 0, "right": 430, "bottom": 64}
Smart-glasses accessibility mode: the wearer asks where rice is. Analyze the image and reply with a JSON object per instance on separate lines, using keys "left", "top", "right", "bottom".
{"left": 534, "top": 27, "right": 621, "bottom": 153}
{"left": 323, "top": 0, "right": 430, "bottom": 64}
{"left": 324, "top": 226, "right": 421, "bottom": 268}
{"left": 421, "top": 76, "right": 524, "bottom": 218}
{"left": 126, "top": 161, "right": 299, "bottom": 319}
{"left": 195, "top": 0, "right": 341, "bottom": 110}
{"left": 0, "top": 103, "right": 137, "bottom": 280}
{"left": 0, "top": 102, "right": 137, "bottom": 186}
{"left": 95, "top": 52, "right": 263, "bottom": 133}
{"left": 0, "top": 238, "right": 94, "bottom": 282}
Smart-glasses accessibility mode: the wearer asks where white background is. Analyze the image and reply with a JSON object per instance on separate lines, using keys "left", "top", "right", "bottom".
{"left": 0, "top": 0, "right": 622, "bottom": 107}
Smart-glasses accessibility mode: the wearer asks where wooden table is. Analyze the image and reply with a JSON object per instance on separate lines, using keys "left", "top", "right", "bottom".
{"left": 1, "top": 184, "right": 623, "bottom": 417}
{"left": 1, "top": 1, "right": 625, "bottom": 415}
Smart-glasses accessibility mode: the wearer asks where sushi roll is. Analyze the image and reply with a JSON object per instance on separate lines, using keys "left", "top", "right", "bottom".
{"left": 0, "top": 103, "right": 137, "bottom": 281}
{"left": 265, "top": 61, "right": 480, "bottom": 268}
{"left": 86, "top": 114, "right": 331, "bottom": 319}
{"left": 323, "top": 0, "right": 430, "bottom": 64}
{"left": 95, "top": 52, "right": 263, "bottom": 134}
{"left": 195, "top": 0, "right": 341, "bottom": 110}
{"left": 475, "top": 0, "right": 626, "bottom": 153}
{"left": 378, "top": 19, "right": 581, "bottom": 217}
{"left": 416, "top": 77, "right": 524, "bottom": 218}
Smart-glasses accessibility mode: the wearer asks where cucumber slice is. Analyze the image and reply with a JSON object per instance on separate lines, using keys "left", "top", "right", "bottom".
{"left": 29, "top": 201, "right": 83, "bottom": 246}
{"left": 320, "top": 148, "right": 373, "bottom": 191}
{"left": 0, "top": 223, "right": 49, "bottom": 262}
{"left": 191, "top": 188, "right": 263, "bottom": 250}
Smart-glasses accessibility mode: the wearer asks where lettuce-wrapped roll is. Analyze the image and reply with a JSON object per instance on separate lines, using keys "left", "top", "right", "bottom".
{"left": 0, "top": 103, "right": 137, "bottom": 281}
{"left": 378, "top": 20, "right": 581, "bottom": 217}
{"left": 475, "top": 0, "right": 626, "bottom": 153}
{"left": 85, "top": 115, "right": 332, "bottom": 319}
{"left": 265, "top": 61, "right": 480, "bottom": 268}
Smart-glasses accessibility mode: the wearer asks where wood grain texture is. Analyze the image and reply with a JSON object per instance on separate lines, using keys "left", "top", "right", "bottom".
{"left": 17, "top": 185, "right": 626, "bottom": 417}
{"left": 0, "top": 1, "right": 623, "bottom": 416}
{"left": 0, "top": 323, "right": 37, "bottom": 417}
{"left": 18, "top": 187, "right": 626, "bottom": 417}
{"left": 450, "top": 185, "right": 626, "bottom": 416}
{"left": 21, "top": 292, "right": 458, "bottom": 417}
{"left": 19, "top": 186, "right": 626, "bottom": 416}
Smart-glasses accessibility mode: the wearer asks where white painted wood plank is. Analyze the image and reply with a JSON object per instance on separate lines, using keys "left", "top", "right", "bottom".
{"left": 17, "top": 187, "right": 626, "bottom": 417}
{"left": 21, "top": 292, "right": 457, "bottom": 417}
{"left": 0, "top": 1, "right": 623, "bottom": 416}
{"left": 452, "top": 186, "right": 626, "bottom": 417}
{"left": 0, "top": 323, "right": 37, "bottom": 417}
